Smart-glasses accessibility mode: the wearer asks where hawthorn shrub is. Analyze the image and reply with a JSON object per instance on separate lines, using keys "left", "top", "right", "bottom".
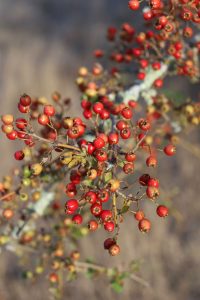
{"left": 0, "top": 0, "right": 200, "bottom": 298}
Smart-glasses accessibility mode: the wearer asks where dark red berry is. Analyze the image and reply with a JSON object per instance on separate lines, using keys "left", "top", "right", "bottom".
{"left": 14, "top": 150, "right": 24, "bottom": 161}
{"left": 20, "top": 94, "right": 31, "bottom": 107}
{"left": 104, "top": 238, "right": 116, "bottom": 250}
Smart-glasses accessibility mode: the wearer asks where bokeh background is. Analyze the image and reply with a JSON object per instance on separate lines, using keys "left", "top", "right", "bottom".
{"left": 0, "top": 1, "right": 200, "bottom": 300}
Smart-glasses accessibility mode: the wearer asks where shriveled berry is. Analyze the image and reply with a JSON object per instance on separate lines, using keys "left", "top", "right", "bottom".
{"left": 109, "top": 244, "right": 120, "bottom": 256}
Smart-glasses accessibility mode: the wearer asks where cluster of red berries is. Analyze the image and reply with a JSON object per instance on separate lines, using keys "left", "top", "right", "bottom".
{"left": 0, "top": 2, "right": 199, "bottom": 296}
{"left": 1, "top": 90, "right": 176, "bottom": 256}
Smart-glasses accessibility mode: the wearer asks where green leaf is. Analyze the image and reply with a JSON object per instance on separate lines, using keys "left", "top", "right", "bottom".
{"left": 111, "top": 280, "right": 124, "bottom": 293}
{"left": 120, "top": 205, "right": 130, "bottom": 214}
{"left": 106, "top": 268, "right": 116, "bottom": 277}
{"left": 82, "top": 179, "right": 93, "bottom": 187}
{"left": 85, "top": 268, "right": 97, "bottom": 279}
{"left": 129, "top": 260, "right": 141, "bottom": 273}
{"left": 117, "top": 161, "right": 125, "bottom": 168}
{"left": 118, "top": 271, "right": 129, "bottom": 280}
{"left": 104, "top": 171, "right": 112, "bottom": 183}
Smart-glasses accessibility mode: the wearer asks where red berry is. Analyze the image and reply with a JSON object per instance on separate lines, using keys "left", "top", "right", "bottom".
{"left": 81, "top": 99, "right": 91, "bottom": 109}
{"left": 88, "top": 220, "right": 98, "bottom": 231}
{"left": 100, "top": 109, "right": 110, "bottom": 120}
{"left": 104, "top": 221, "right": 115, "bottom": 232}
{"left": 128, "top": 100, "right": 137, "bottom": 108}
{"left": 93, "top": 102, "right": 104, "bottom": 114}
{"left": 38, "top": 114, "right": 49, "bottom": 126}
{"left": 14, "top": 150, "right": 24, "bottom": 161}
{"left": 146, "top": 156, "right": 157, "bottom": 167}
{"left": 100, "top": 210, "right": 112, "bottom": 222}
{"left": 135, "top": 210, "right": 145, "bottom": 221}
{"left": 18, "top": 103, "right": 29, "bottom": 113}
{"left": 44, "top": 105, "right": 55, "bottom": 117}
{"left": 125, "top": 151, "right": 136, "bottom": 162}
{"left": 108, "top": 132, "right": 119, "bottom": 145}
{"left": 83, "top": 109, "right": 92, "bottom": 119}
{"left": 98, "top": 133, "right": 108, "bottom": 144}
{"left": 156, "top": 205, "right": 169, "bottom": 217}
{"left": 6, "top": 130, "right": 18, "bottom": 140}
{"left": 143, "top": 9, "right": 153, "bottom": 21}
{"left": 152, "top": 61, "right": 161, "bottom": 70}
{"left": 146, "top": 187, "right": 160, "bottom": 200}
{"left": 93, "top": 137, "right": 105, "bottom": 149}
{"left": 65, "top": 199, "right": 79, "bottom": 211}
{"left": 123, "top": 162, "right": 134, "bottom": 174}
{"left": 138, "top": 118, "right": 151, "bottom": 131}
{"left": 121, "top": 107, "right": 133, "bottom": 119}
{"left": 84, "top": 191, "right": 97, "bottom": 204}
{"left": 139, "top": 174, "right": 151, "bottom": 186}
{"left": 97, "top": 190, "right": 109, "bottom": 203}
{"left": 72, "top": 214, "right": 83, "bottom": 224}
{"left": 20, "top": 94, "right": 31, "bottom": 106}
{"left": 128, "top": 0, "right": 140, "bottom": 10}
{"left": 67, "top": 126, "right": 80, "bottom": 139}
{"left": 90, "top": 203, "right": 102, "bottom": 217}
{"left": 120, "top": 128, "right": 131, "bottom": 139}
{"left": 95, "top": 150, "right": 107, "bottom": 162}
{"left": 137, "top": 72, "right": 146, "bottom": 80}
{"left": 148, "top": 178, "right": 159, "bottom": 188}
{"left": 154, "top": 78, "right": 163, "bottom": 88}
{"left": 104, "top": 238, "right": 116, "bottom": 250}
{"left": 116, "top": 120, "right": 128, "bottom": 130}
{"left": 16, "top": 118, "right": 28, "bottom": 130}
{"left": 138, "top": 218, "right": 151, "bottom": 232}
{"left": 87, "top": 143, "right": 95, "bottom": 155}
{"left": 139, "top": 59, "right": 149, "bottom": 69}
{"left": 164, "top": 144, "right": 176, "bottom": 156}
{"left": 21, "top": 133, "right": 29, "bottom": 141}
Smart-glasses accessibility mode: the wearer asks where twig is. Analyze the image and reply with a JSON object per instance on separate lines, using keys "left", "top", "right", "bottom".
{"left": 0, "top": 191, "right": 15, "bottom": 201}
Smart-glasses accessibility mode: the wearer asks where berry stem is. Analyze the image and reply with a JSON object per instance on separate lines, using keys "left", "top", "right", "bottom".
{"left": 112, "top": 192, "right": 118, "bottom": 225}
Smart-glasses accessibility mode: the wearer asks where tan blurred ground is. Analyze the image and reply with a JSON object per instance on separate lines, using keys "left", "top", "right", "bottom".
{"left": 0, "top": 1, "right": 200, "bottom": 300}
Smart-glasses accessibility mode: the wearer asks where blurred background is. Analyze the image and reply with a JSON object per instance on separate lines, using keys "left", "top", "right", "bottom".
{"left": 0, "top": 1, "right": 200, "bottom": 299}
